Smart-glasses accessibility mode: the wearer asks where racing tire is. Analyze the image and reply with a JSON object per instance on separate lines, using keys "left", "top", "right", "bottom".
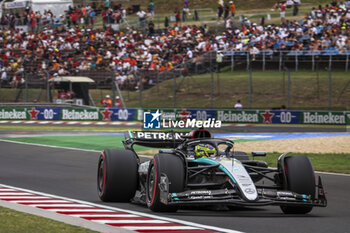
{"left": 97, "top": 149, "right": 138, "bottom": 202}
{"left": 280, "top": 155, "right": 315, "bottom": 214}
{"left": 146, "top": 153, "right": 185, "bottom": 212}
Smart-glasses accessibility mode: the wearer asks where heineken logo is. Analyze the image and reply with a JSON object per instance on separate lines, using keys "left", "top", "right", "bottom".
{"left": 61, "top": 109, "right": 99, "bottom": 120}
{"left": 217, "top": 111, "right": 259, "bottom": 123}
{"left": 0, "top": 109, "right": 26, "bottom": 120}
{"left": 303, "top": 112, "right": 345, "bottom": 124}
{"left": 100, "top": 108, "right": 113, "bottom": 121}
{"left": 260, "top": 110, "right": 275, "bottom": 124}
{"left": 28, "top": 107, "right": 40, "bottom": 120}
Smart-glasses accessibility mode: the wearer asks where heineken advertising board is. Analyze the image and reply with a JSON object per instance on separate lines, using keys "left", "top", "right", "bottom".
{"left": 301, "top": 111, "right": 346, "bottom": 125}
{"left": 0, "top": 108, "right": 27, "bottom": 120}
{"left": 216, "top": 109, "right": 346, "bottom": 125}
{"left": 0, "top": 107, "right": 137, "bottom": 121}
{"left": 216, "top": 110, "right": 301, "bottom": 124}
{"left": 216, "top": 110, "right": 261, "bottom": 123}
{"left": 0, "top": 107, "right": 348, "bottom": 125}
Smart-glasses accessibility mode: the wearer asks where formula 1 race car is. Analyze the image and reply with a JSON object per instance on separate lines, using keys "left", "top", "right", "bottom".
{"left": 97, "top": 129, "right": 327, "bottom": 214}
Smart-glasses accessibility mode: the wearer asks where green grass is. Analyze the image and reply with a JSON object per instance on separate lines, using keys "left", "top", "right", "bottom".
{"left": 1, "top": 71, "right": 349, "bottom": 110}
{"left": 0, "top": 206, "right": 97, "bottom": 233}
{"left": 260, "top": 153, "right": 350, "bottom": 174}
{"left": 1, "top": 135, "right": 349, "bottom": 173}
{"left": 0, "top": 136, "right": 149, "bottom": 152}
{"left": 0, "top": 125, "right": 139, "bottom": 132}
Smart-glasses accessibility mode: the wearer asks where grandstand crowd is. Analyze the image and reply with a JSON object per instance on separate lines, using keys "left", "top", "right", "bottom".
{"left": 0, "top": 0, "right": 349, "bottom": 90}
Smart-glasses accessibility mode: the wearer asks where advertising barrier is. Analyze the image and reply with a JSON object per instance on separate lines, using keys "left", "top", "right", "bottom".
{"left": 0, "top": 107, "right": 137, "bottom": 121}
{"left": 346, "top": 111, "right": 350, "bottom": 125}
{"left": 0, "top": 107, "right": 348, "bottom": 125}
{"left": 301, "top": 111, "right": 346, "bottom": 125}
{"left": 0, "top": 108, "right": 28, "bottom": 120}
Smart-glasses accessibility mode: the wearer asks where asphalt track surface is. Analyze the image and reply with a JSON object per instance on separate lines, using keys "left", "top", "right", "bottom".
{"left": 0, "top": 140, "right": 349, "bottom": 233}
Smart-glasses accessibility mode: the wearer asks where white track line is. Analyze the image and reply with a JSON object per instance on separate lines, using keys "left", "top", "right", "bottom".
{"left": 124, "top": 226, "right": 200, "bottom": 230}
{"left": 316, "top": 171, "right": 350, "bottom": 177}
{"left": 0, "top": 183, "right": 244, "bottom": 233}
{"left": 28, "top": 204, "right": 91, "bottom": 207}
{"left": 0, "top": 139, "right": 151, "bottom": 158}
{"left": 0, "top": 193, "right": 34, "bottom": 196}
{"left": 46, "top": 209, "right": 114, "bottom": 212}
{"left": 0, "top": 139, "right": 101, "bottom": 153}
{"left": 93, "top": 220, "right": 167, "bottom": 224}
{"left": 0, "top": 196, "right": 51, "bottom": 199}
{"left": 10, "top": 200, "right": 70, "bottom": 203}
{"left": 70, "top": 214, "right": 139, "bottom": 218}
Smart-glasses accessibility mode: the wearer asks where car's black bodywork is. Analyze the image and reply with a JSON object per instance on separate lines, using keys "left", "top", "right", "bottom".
{"left": 97, "top": 129, "right": 327, "bottom": 214}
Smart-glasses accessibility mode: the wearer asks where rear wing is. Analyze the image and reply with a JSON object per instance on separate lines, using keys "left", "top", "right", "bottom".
{"left": 123, "top": 131, "right": 189, "bottom": 149}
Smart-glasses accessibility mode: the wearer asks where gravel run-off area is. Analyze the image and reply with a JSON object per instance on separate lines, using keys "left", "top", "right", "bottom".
{"left": 234, "top": 136, "right": 350, "bottom": 154}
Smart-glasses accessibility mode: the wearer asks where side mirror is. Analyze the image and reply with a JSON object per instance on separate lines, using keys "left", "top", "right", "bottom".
{"left": 252, "top": 151, "right": 267, "bottom": 157}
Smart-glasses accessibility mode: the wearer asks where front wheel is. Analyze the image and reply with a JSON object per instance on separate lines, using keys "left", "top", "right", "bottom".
{"left": 280, "top": 155, "right": 315, "bottom": 214}
{"left": 97, "top": 149, "right": 138, "bottom": 202}
{"left": 146, "top": 153, "right": 185, "bottom": 212}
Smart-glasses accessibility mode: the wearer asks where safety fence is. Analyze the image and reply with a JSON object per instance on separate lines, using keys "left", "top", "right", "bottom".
{"left": 0, "top": 107, "right": 349, "bottom": 125}
{"left": 1, "top": 50, "right": 349, "bottom": 110}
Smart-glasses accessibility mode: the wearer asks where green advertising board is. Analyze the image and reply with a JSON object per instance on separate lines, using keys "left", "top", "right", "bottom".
{"left": 0, "top": 107, "right": 28, "bottom": 120}
{"left": 216, "top": 110, "right": 262, "bottom": 123}
{"left": 301, "top": 111, "right": 346, "bottom": 125}
{"left": 346, "top": 112, "right": 350, "bottom": 125}
{"left": 60, "top": 108, "right": 101, "bottom": 121}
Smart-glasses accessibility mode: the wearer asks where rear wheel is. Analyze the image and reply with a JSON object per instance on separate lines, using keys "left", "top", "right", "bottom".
{"left": 97, "top": 149, "right": 138, "bottom": 202}
{"left": 280, "top": 155, "right": 315, "bottom": 214}
{"left": 146, "top": 153, "right": 185, "bottom": 212}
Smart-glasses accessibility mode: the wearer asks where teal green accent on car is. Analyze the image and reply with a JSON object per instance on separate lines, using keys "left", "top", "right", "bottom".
{"left": 193, "top": 158, "right": 236, "bottom": 184}
{"left": 171, "top": 193, "right": 179, "bottom": 201}
{"left": 302, "top": 194, "right": 308, "bottom": 202}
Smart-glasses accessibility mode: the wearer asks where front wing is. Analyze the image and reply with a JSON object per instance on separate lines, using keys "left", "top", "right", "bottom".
{"left": 158, "top": 176, "right": 327, "bottom": 208}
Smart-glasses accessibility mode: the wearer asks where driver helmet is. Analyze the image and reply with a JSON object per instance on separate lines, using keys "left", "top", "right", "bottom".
{"left": 195, "top": 144, "right": 216, "bottom": 158}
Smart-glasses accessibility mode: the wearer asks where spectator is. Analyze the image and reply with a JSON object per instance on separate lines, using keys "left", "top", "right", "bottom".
{"left": 293, "top": 2, "right": 299, "bottom": 16}
{"left": 0, "top": 1, "right": 348, "bottom": 94}
{"left": 89, "top": 9, "right": 96, "bottom": 26}
{"left": 229, "top": 1, "right": 236, "bottom": 18}
{"left": 148, "top": 0, "right": 155, "bottom": 17}
{"left": 114, "top": 96, "right": 123, "bottom": 108}
{"left": 279, "top": 3, "right": 287, "bottom": 23}
{"left": 234, "top": 100, "right": 243, "bottom": 109}
{"left": 1, "top": 68, "right": 7, "bottom": 85}
{"left": 174, "top": 6, "right": 181, "bottom": 23}
{"left": 224, "top": 3, "right": 230, "bottom": 19}
{"left": 148, "top": 20, "right": 155, "bottom": 35}
{"left": 287, "top": 0, "right": 294, "bottom": 8}
{"left": 102, "top": 95, "right": 112, "bottom": 108}
{"left": 217, "top": 3, "right": 224, "bottom": 20}
{"left": 137, "top": 8, "right": 147, "bottom": 30}
{"left": 184, "top": 0, "right": 190, "bottom": 16}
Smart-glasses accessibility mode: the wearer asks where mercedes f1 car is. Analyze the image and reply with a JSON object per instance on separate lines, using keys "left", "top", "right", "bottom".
{"left": 97, "top": 129, "right": 327, "bottom": 214}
